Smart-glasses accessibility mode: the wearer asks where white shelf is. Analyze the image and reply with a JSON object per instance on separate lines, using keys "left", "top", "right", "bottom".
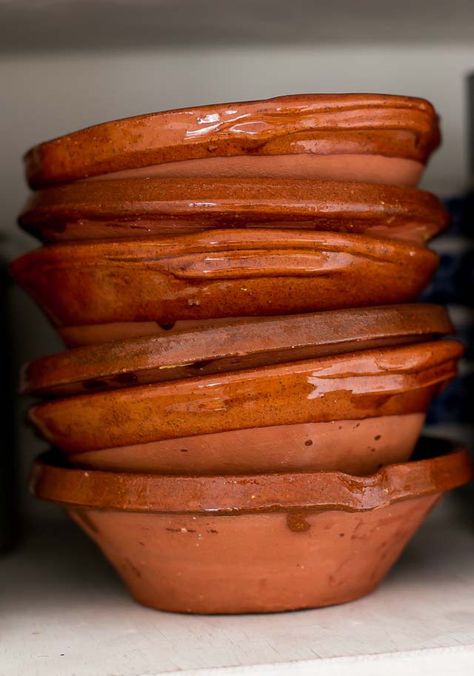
{"left": 2, "top": 497, "right": 474, "bottom": 676}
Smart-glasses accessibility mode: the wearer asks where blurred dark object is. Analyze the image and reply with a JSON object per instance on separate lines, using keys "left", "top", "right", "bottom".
{"left": 425, "top": 73, "right": 474, "bottom": 435}
{"left": 423, "top": 195, "right": 474, "bottom": 430}
{"left": 426, "top": 372, "right": 474, "bottom": 425}
{"left": 468, "top": 72, "right": 474, "bottom": 183}
{"left": 421, "top": 195, "right": 474, "bottom": 306}
{"left": 421, "top": 247, "right": 474, "bottom": 306}
{"left": 437, "top": 194, "right": 474, "bottom": 238}
{"left": 0, "top": 256, "right": 19, "bottom": 554}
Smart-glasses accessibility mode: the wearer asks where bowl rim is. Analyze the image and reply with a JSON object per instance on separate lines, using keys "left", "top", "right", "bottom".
{"left": 20, "top": 304, "right": 454, "bottom": 397}
{"left": 30, "top": 437, "right": 472, "bottom": 515}
{"left": 11, "top": 226, "right": 438, "bottom": 261}
{"left": 24, "top": 93, "right": 440, "bottom": 189}
{"left": 18, "top": 175, "right": 448, "bottom": 244}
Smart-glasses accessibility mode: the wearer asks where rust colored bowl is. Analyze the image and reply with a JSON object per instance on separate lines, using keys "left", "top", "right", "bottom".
{"left": 69, "top": 414, "right": 427, "bottom": 476}
{"left": 19, "top": 177, "right": 448, "bottom": 244}
{"left": 25, "top": 306, "right": 454, "bottom": 475}
{"left": 30, "top": 438, "right": 472, "bottom": 614}
{"left": 10, "top": 230, "right": 438, "bottom": 330}
{"left": 21, "top": 304, "right": 453, "bottom": 398}
{"left": 24, "top": 94, "right": 440, "bottom": 189}
{"left": 28, "top": 340, "right": 462, "bottom": 459}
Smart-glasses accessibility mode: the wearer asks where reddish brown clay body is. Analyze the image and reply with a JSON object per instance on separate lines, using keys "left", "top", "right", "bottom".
{"left": 30, "top": 439, "right": 472, "bottom": 613}
{"left": 28, "top": 340, "right": 462, "bottom": 460}
{"left": 10, "top": 230, "right": 438, "bottom": 330}
{"left": 24, "top": 94, "right": 440, "bottom": 189}
{"left": 19, "top": 177, "right": 448, "bottom": 244}
{"left": 70, "top": 414, "right": 426, "bottom": 475}
{"left": 21, "top": 304, "right": 453, "bottom": 398}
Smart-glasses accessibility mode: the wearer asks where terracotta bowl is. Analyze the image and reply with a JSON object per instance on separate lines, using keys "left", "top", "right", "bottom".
{"left": 27, "top": 340, "right": 462, "bottom": 476}
{"left": 69, "top": 415, "right": 428, "bottom": 476}
{"left": 30, "top": 438, "right": 473, "bottom": 614}
{"left": 56, "top": 307, "right": 451, "bottom": 349}
{"left": 24, "top": 305, "right": 453, "bottom": 476}
{"left": 19, "top": 177, "right": 448, "bottom": 244}
{"left": 21, "top": 304, "right": 453, "bottom": 398}
{"left": 24, "top": 94, "right": 440, "bottom": 189}
{"left": 10, "top": 230, "right": 438, "bottom": 334}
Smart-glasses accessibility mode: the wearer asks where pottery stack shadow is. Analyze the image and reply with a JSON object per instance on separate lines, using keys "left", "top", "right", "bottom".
{"left": 11, "top": 94, "right": 472, "bottom": 614}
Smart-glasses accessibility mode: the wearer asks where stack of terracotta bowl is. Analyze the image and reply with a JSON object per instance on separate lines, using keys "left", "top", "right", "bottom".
{"left": 12, "top": 94, "right": 472, "bottom": 614}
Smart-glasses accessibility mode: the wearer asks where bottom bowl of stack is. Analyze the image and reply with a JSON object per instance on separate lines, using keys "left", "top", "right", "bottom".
{"left": 31, "top": 438, "right": 472, "bottom": 614}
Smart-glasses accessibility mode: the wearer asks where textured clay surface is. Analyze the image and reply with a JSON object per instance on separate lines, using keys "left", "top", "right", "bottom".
{"left": 68, "top": 414, "right": 425, "bottom": 476}
{"left": 69, "top": 495, "right": 439, "bottom": 613}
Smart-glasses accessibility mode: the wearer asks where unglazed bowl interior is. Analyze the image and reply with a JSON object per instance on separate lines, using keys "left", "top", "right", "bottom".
{"left": 68, "top": 413, "right": 426, "bottom": 476}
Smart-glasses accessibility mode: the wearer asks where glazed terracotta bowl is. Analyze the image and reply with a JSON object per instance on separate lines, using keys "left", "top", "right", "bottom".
{"left": 23, "top": 305, "right": 453, "bottom": 475}
{"left": 27, "top": 339, "right": 462, "bottom": 475}
{"left": 19, "top": 177, "right": 448, "bottom": 244}
{"left": 24, "top": 94, "right": 440, "bottom": 189}
{"left": 30, "top": 438, "right": 472, "bottom": 614}
{"left": 11, "top": 230, "right": 438, "bottom": 342}
{"left": 21, "top": 304, "right": 453, "bottom": 398}
{"left": 68, "top": 416, "right": 428, "bottom": 476}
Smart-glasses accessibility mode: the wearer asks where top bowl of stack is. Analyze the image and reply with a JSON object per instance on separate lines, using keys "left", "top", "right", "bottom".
{"left": 24, "top": 94, "right": 439, "bottom": 189}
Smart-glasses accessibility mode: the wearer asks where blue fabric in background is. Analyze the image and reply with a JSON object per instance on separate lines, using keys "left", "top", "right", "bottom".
{"left": 421, "top": 195, "right": 474, "bottom": 306}
{"left": 422, "top": 194, "right": 474, "bottom": 427}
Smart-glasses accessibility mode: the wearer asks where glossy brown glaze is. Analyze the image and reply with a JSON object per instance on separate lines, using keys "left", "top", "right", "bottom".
{"left": 30, "top": 439, "right": 472, "bottom": 613}
{"left": 19, "top": 177, "right": 448, "bottom": 244}
{"left": 24, "top": 94, "right": 440, "bottom": 189}
{"left": 28, "top": 340, "right": 462, "bottom": 454}
{"left": 21, "top": 304, "right": 453, "bottom": 398}
{"left": 69, "top": 414, "right": 425, "bottom": 476}
{"left": 10, "top": 230, "right": 438, "bottom": 328}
